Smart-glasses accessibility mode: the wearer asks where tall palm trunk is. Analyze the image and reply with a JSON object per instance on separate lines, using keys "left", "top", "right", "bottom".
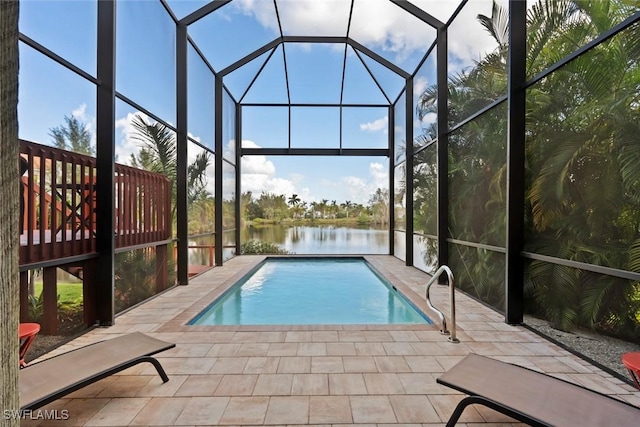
{"left": 0, "top": 0, "right": 20, "bottom": 420}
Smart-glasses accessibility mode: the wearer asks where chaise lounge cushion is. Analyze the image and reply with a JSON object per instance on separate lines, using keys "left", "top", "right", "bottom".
{"left": 20, "top": 332, "right": 175, "bottom": 410}
{"left": 437, "top": 353, "right": 640, "bottom": 427}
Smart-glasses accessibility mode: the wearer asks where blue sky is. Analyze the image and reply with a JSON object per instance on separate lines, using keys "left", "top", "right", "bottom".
{"left": 17, "top": 0, "right": 501, "bottom": 205}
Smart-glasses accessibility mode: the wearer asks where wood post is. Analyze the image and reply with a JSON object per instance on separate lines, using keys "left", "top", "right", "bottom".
{"left": 42, "top": 267, "right": 58, "bottom": 335}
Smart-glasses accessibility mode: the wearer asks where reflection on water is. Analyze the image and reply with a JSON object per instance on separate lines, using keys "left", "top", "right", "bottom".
{"left": 185, "top": 225, "right": 389, "bottom": 265}
{"left": 242, "top": 224, "right": 389, "bottom": 254}
{"left": 188, "top": 230, "right": 236, "bottom": 265}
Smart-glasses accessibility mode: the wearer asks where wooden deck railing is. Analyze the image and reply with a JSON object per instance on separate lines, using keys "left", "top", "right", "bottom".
{"left": 19, "top": 140, "right": 172, "bottom": 267}
{"left": 115, "top": 163, "right": 172, "bottom": 248}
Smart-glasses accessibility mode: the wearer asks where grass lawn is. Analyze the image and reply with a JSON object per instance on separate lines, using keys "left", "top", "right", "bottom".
{"left": 33, "top": 282, "right": 83, "bottom": 306}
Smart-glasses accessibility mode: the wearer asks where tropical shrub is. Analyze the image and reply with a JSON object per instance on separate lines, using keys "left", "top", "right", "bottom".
{"left": 240, "top": 240, "right": 293, "bottom": 255}
{"left": 416, "top": 0, "right": 640, "bottom": 340}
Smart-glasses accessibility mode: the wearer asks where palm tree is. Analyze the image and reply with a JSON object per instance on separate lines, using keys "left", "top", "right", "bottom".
{"left": 330, "top": 200, "right": 338, "bottom": 219}
{"left": 416, "top": 0, "right": 640, "bottom": 337}
{"left": 129, "top": 114, "right": 211, "bottom": 225}
{"left": 320, "top": 199, "right": 329, "bottom": 219}
{"left": 341, "top": 200, "right": 353, "bottom": 218}
{"left": 288, "top": 193, "right": 300, "bottom": 207}
{"left": 522, "top": 0, "right": 640, "bottom": 334}
{"left": 369, "top": 188, "right": 390, "bottom": 225}
{"left": 288, "top": 194, "right": 301, "bottom": 219}
{"left": 0, "top": 0, "right": 20, "bottom": 417}
{"left": 310, "top": 201, "right": 320, "bottom": 218}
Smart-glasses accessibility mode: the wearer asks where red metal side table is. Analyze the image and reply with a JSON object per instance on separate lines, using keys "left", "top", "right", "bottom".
{"left": 19, "top": 322, "right": 40, "bottom": 368}
{"left": 622, "top": 352, "right": 640, "bottom": 390}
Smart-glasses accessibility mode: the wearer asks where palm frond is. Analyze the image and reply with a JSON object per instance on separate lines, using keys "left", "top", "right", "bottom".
{"left": 477, "top": 0, "right": 509, "bottom": 48}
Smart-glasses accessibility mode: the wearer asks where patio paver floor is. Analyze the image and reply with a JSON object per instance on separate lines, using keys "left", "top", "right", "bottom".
{"left": 22, "top": 255, "right": 640, "bottom": 426}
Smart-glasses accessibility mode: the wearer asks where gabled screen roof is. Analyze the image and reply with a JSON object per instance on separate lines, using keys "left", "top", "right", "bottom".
{"left": 176, "top": 0, "right": 453, "bottom": 105}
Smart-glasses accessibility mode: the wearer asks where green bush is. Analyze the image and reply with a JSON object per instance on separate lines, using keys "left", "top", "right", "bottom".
{"left": 240, "top": 240, "right": 293, "bottom": 255}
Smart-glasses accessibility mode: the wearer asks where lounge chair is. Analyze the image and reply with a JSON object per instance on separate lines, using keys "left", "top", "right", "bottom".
{"left": 20, "top": 332, "right": 175, "bottom": 410}
{"left": 437, "top": 353, "right": 640, "bottom": 426}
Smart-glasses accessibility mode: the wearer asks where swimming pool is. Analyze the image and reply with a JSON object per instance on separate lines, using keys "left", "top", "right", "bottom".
{"left": 189, "top": 258, "right": 431, "bottom": 325}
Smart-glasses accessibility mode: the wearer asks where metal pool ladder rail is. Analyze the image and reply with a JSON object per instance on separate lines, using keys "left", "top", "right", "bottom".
{"left": 425, "top": 265, "right": 459, "bottom": 343}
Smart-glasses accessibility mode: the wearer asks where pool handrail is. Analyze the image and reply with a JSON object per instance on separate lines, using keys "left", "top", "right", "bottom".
{"left": 425, "top": 265, "right": 459, "bottom": 343}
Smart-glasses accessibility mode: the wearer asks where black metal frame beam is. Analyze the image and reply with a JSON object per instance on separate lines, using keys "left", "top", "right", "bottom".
{"left": 505, "top": 0, "right": 526, "bottom": 324}
{"left": 95, "top": 0, "right": 116, "bottom": 325}
{"left": 241, "top": 148, "right": 388, "bottom": 156}
{"left": 115, "top": 92, "right": 176, "bottom": 132}
{"left": 214, "top": 76, "right": 224, "bottom": 266}
{"left": 388, "top": 105, "right": 395, "bottom": 256}
{"left": 239, "top": 46, "right": 278, "bottom": 103}
{"left": 522, "top": 252, "right": 640, "bottom": 283}
{"left": 220, "top": 38, "right": 281, "bottom": 76}
{"left": 176, "top": 23, "right": 189, "bottom": 285}
{"left": 348, "top": 39, "right": 410, "bottom": 78}
{"left": 388, "top": 0, "right": 444, "bottom": 29}
{"left": 410, "top": 39, "right": 437, "bottom": 79}
{"left": 352, "top": 47, "right": 392, "bottom": 104}
{"left": 187, "top": 35, "right": 217, "bottom": 76}
{"left": 180, "top": 0, "right": 233, "bottom": 26}
{"left": 404, "top": 78, "right": 414, "bottom": 266}
{"left": 449, "top": 96, "right": 507, "bottom": 134}
{"left": 448, "top": 238, "right": 506, "bottom": 254}
{"left": 235, "top": 103, "right": 242, "bottom": 255}
{"left": 526, "top": 10, "right": 640, "bottom": 88}
{"left": 436, "top": 25, "right": 449, "bottom": 272}
{"left": 159, "top": 0, "right": 179, "bottom": 24}
{"left": 187, "top": 135, "right": 214, "bottom": 154}
{"left": 18, "top": 34, "right": 98, "bottom": 84}
{"left": 222, "top": 34, "right": 409, "bottom": 80}
{"left": 282, "top": 35, "right": 348, "bottom": 44}
{"left": 242, "top": 103, "right": 389, "bottom": 108}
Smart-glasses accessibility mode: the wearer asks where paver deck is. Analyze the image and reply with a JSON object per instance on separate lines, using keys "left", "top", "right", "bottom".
{"left": 22, "top": 255, "right": 640, "bottom": 426}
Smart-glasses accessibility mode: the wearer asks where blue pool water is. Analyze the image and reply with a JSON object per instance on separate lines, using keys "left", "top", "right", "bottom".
{"left": 190, "top": 258, "right": 430, "bottom": 325}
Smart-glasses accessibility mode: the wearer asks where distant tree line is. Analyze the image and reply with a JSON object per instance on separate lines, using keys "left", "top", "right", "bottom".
{"left": 240, "top": 188, "right": 389, "bottom": 226}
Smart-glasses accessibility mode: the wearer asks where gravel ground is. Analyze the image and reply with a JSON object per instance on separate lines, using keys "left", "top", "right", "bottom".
{"left": 24, "top": 334, "right": 80, "bottom": 364}
{"left": 525, "top": 315, "right": 640, "bottom": 381}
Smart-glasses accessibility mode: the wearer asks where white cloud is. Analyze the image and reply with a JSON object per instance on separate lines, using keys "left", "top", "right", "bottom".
{"left": 241, "top": 140, "right": 276, "bottom": 175}
{"left": 234, "top": 0, "right": 432, "bottom": 66}
{"left": 71, "top": 103, "right": 88, "bottom": 121}
{"left": 446, "top": 3, "right": 502, "bottom": 73}
{"left": 369, "top": 162, "right": 388, "bottom": 186}
{"left": 234, "top": 0, "right": 281, "bottom": 32}
{"left": 241, "top": 174, "right": 296, "bottom": 197}
{"left": 413, "top": 76, "right": 428, "bottom": 98}
{"left": 71, "top": 103, "right": 97, "bottom": 146}
{"left": 341, "top": 162, "right": 388, "bottom": 204}
{"left": 348, "top": 0, "right": 436, "bottom": 64}
{"left": 416, "top": 112, "right": 437, "bottom": 129}
{"left": 240, "top": 139, "right": 297, "bottom": 197}
{"left": 115, "top": 111, "right": 148, "bottom": 165}
{"left": 342, "top": 176, "right": 368, "bottom": 201}
{"left": 360, "top": 116, "right": 388, "bottom": 133}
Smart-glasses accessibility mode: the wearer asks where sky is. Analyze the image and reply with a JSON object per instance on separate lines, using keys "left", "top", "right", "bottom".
{"left": 17, "top": 0, "right": 504, "bottom": 205}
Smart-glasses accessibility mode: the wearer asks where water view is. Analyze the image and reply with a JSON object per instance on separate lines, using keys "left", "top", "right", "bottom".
{"left": 241, "top": 224, "right": 389, "bottom": 254}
